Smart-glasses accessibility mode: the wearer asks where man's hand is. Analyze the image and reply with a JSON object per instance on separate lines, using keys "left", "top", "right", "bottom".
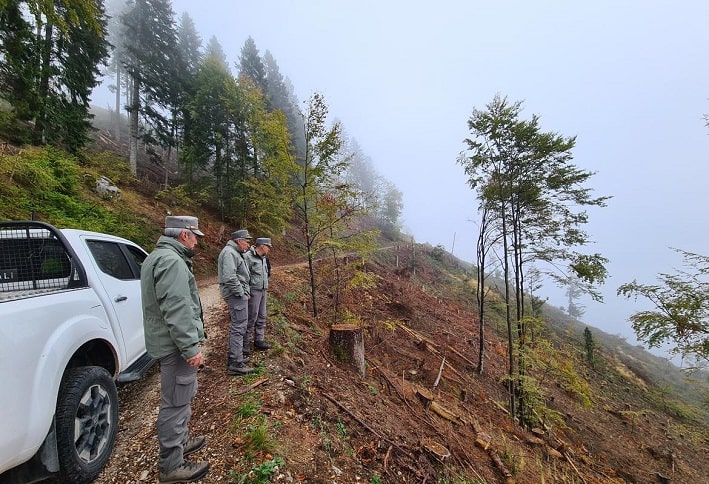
{"left": 186, "top": 351, "right": 204, "bottom": 368}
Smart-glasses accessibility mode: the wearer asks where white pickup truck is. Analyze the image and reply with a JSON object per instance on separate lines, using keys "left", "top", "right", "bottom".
{"left": 0, "top": 221, "right": 153, "bottom": 483}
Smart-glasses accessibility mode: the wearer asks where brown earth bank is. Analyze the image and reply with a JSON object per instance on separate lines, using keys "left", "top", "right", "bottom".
{"left": 84, "top": 245, "right": 708, "bottom": 484}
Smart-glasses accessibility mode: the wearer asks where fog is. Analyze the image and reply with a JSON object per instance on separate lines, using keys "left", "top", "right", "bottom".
{"left": 94, "top": 1, "right": 709, "bottom": 360}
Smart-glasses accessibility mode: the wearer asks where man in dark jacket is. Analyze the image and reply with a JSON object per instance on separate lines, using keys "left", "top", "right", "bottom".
{"left": 141, "top": 216, "right": 209, "bottom": 483}
{"left": 217, "top": 229, "right": 254, "bottom": 375}
{"left": 244, "top": 237, "right": 273, "bottom": 353}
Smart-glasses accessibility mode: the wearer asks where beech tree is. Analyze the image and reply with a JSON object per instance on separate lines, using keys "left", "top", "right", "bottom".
{"left": 291, "top": 93, "right": 372, "bottom": 318}
{"left": 459, "top": 94, "right": 609, "bottom": 425}
{"left": 618, "top": 249, "right": 709, "bottom": 369}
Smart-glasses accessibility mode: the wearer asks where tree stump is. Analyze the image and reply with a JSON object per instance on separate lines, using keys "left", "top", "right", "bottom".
{"left": 329, "top": 324, "right": 365, "bottom": 378}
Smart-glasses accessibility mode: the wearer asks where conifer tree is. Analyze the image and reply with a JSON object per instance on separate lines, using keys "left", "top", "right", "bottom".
{"left": 263, "top": 50, "right": 305, "bottom": 157}
{"left": 121, "top": 0, "right": 180, "bottom": 175}
{"left": 0, "top": 0, "right": 109, "bottom": 151}
{"left": 204, "top": 35, "right": 229, "bottom": 71}
{"left": 238, "top": 36, "right": 267, "bottom": 95}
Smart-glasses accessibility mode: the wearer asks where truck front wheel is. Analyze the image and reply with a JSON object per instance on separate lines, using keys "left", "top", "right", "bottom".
{"left": 55, "top": 366, "right": 119, "bottom": 483}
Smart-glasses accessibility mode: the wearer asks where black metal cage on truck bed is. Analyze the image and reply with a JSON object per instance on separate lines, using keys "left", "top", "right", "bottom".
{"left": 0, "top": 221, "right": 88, "bottom": 301}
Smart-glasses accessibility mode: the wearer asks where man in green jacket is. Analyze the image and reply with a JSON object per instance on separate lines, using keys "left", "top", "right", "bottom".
{"left": 217, "top": 229, "right": 254, "bottom": 375}
{"left": 141, "top": 216, "right": 209, "bottom": 483}
{"left": 245, "top": 237, "right": 272, "bottom": 353}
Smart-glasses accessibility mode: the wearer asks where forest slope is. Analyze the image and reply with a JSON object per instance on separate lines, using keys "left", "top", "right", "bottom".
{"left": 1, "top": 134, "right": 707, "bottom": 483}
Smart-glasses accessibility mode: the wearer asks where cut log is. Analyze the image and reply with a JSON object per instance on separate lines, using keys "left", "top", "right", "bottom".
{"left": 329, "top": 324, "right": 366, "bottom": 377}
{"left": 421, "top": 438, "right": 450, "bottom": 461}
{"left": 430, "top": 401, "right": 460, "bottom": 423}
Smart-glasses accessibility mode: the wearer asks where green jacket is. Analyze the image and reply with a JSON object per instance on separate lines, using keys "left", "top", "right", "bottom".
{"left": 245, "top": 246, "right": 269, "bottom": 291}
{"left": 141, "top": 236, "right": 205, "bottom": 359}
{"left": 217, "top": 240, "right": 250, "bottom": 298}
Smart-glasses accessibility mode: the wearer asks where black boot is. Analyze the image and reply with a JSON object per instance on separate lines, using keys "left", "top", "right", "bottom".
{"left": 254, "top": 341, "right": 271, "bottom": 351}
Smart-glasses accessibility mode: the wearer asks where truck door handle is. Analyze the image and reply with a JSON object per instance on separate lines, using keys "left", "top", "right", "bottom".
{"left": 115, "top": 296, "right": 128, "bottom": 302}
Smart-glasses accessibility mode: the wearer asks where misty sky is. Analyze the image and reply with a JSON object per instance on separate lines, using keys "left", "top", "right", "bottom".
{"left": 94, "top": 1, "right": 709, "bottom": 357}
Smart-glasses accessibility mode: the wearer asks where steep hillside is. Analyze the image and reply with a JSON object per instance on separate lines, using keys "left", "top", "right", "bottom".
{"left": 92, "top": 238, "right": 709, "bottom": 483}
{"left": 2, "top": 134, "right": 707, "bottom": 483}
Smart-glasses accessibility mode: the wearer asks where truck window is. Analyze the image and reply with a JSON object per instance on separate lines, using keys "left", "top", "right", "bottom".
{"left": 124, "top": 245, "right": 147, "bottom": 272}
{"left": 86, "top": 240, "right": 136, "bottom": 280}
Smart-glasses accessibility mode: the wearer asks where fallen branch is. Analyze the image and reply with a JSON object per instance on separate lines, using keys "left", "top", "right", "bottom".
{"left": 432, "top": 356, "right": 446, "bottom": 389}
{"left": 446, "top": 345, "right": 477, "bottom": 368}
{"left": 398, "top": 324, "right": 438, "bottom": 348}
{"left": 564, "top": 451, "right": 586, "bottom": 484}
{"left": 489, "top": 448, "right": 514, "bottom": 482}
{"left": 319, "top": 346, "right": 336, "bottom": 367}
{"left": 321, "top": 392, "right": 417, "bottom": 462}
{"left": 289, "top": 323, "right": 322, "bottom": 337}
{"left": 234, "top": 377, "right": 268, "bottom": 395}
{"left": 442, "top": 361, "right": 468, "bottom": 384}
{"left": 491, "top": 398, "right": 510, "bottom": 415}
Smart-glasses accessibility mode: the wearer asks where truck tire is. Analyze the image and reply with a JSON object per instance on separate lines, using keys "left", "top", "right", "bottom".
{"left": 55, "top": 366, "right": 119, "bottom": 483}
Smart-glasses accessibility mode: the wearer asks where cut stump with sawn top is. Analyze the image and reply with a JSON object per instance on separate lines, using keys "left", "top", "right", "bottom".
{"left": 329, "top": 324, "right": 365, "bottom": 378}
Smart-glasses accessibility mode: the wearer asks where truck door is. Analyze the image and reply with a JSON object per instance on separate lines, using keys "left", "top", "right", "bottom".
{"left": 84, "top": 238, "right": 146, "bottom": 366}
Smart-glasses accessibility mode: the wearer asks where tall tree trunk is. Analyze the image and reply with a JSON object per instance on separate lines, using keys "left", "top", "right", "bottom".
{"left": 476, "top": 214, "right": 487, "bottom": 374}
{"left": 500, "top": 203, "right": 515, "bottom": 420}
{"left": 33, "top": 20, "right": 53, "bottom": 144}
{"left": 114, "top": 66, "right": 121, "bottom": 142}
{"left": 129, "top": 79, "right": 139, "bottom": 176}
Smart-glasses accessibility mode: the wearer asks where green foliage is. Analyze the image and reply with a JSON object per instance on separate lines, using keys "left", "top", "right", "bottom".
{"left": 81, "top": 150, "right": 134, "bottom": 185}
{"left": 459, "top": 94, "right": 609, "bottom": 421}
{"left": 0, "top": 144, "right": 155, "bottom": 246}
{"left": 0, "top": 1, "right": 109, "bottom": 152}
{"left": 584, "top": 327, "right": 596, "bottom": 367}
{"left": 0, "top": 110, "right": 31, "bottom": 145}
{"left": 378, "top": 319, "right": 403, "bottom": 331}
{"left": 232, "top": 395, "right": 262, "bottom": 426}
{"left": 431, "top": 244, "right": 447, "bottom": 262}
{"left": 499, "top": 435, "right": 524, "bottom": 476}
{"left": 154, "top": 184, "right": 207, "bottom": 207}
{"left": 243, "top": 416, "right": 277, "bottom": 457}
{"left": 242, "top": 456, "right": 284, "bottom": 484}
{"left": 347, "top": 268, "right": 379, "bottom": 291}
{"left": 335, "top": 419, "right": 347, "bottom": 438}
{"left": 618, "top": 249, "right": 709, "bottom": 367}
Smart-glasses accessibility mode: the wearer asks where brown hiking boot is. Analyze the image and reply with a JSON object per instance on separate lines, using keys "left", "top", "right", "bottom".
{"left": 159, "top": 459, "right": 210, "bottom": 483}
{"left": 183, "top": 435, "right": 206, "bottom": 458}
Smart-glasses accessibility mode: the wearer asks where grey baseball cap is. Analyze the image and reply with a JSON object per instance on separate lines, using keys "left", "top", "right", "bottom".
{"left": 165, "top": 215, "right": 204, "bottom": 236}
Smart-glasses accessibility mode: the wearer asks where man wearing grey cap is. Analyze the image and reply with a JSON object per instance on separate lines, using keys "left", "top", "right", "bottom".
{"left": 141, "top": 216, "right": 209, "bottom": 483}
{"left": 244, "top": 237, "right": 273, "bottom": 354}
{"left": 217, "top": 229, "right": 254, "bottom": 375}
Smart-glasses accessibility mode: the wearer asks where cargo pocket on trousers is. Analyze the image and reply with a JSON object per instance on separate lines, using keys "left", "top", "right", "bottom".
{"left": 173, "top": 374, "right": 196, "bottom": 406}
{"left": 234, "top": 296, "right": 247, "bottom": 311}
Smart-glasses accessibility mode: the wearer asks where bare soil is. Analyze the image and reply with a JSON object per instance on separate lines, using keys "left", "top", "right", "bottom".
{"left": 90, "top": 246, "right": 709, "bottom": 484}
